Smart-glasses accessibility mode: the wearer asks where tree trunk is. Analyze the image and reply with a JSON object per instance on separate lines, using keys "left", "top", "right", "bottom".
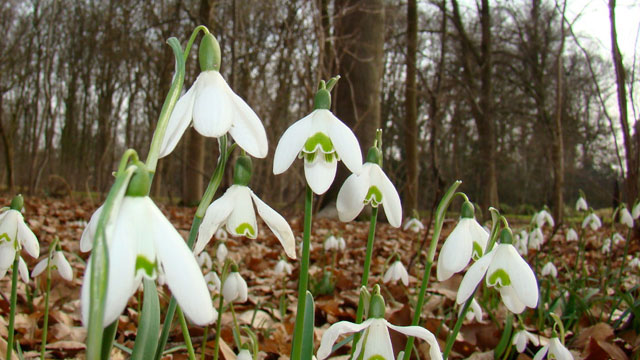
{"left": 0, "top": 94, "right": 14, "bottom": 191}
{"left": 404, "top": 0, "right": 418, "bottom": 213}
{"left": 552, "top": 0, "right": 567, "bottom": 222}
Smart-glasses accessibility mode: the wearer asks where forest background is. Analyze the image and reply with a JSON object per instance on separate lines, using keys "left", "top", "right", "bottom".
{"left": 1, "top": 0, "right": 639, "bottom": 222}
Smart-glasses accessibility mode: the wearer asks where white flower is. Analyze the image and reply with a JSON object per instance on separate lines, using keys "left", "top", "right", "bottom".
{"left": 621, "top": 207, "right": 634, "bottom": 228}
{"left": 541, "top": 262, "right": 557, "bottom": 278}
{"left": 159, "top": 71, "right": 268, "bottom": 159}
{"left": 324, "top": 235, "right": 345, "bottom": 252}
{"left": 566, "top": 228, "right": 578, "bottom": 242}
{"left": 17, "top": 256, "right": 29, "bottom": 283}
{"left": 197, "top": 251, "right": 213, "bottom": 270}
{"left": 582, "top": 212, "right": 602, "bottom": 230}
{"left": 275, "top": 259, "right": 293, "bottom": 276}
{"left": 535, "top": 210, "right": 555, "bottom": 228}
{"left": 216, "top": 243, "right": 228, "bottom": 263}
{"left": 403, "top": 218, "right": 424, "bottom": 233}
{"left": 629, "top": 257, "right": 640, "bottom": 269}
{"left": 383, "top": 260, "right": 409, "bottom": 286}
{"left": 0, "top": 208, "right": 40, "bottom": 279}
{"left": 633, "top": 202, "right": 640, "bottom": 219}
{"left": 459, "top": 298, "right": 483, "bottom": 322}
{"left": 602, "top": 238, "right": 611, "bottom": 254}
{"left": 533, "top": 337, "right": 573, "bottom": 360}
{"left": 215, "top": 228, "right": 228, "bottom": 241}
{"left": 337, "top": 162, "right": 402, "bottom": 227}
{"left": 514, "top": 233, "right": 528, "bottom": 256}
{"left": 613, "top": 232, "right": 625, "bottom": 246}
{"left": 222, "top": 271, "right": 248, "bottom": 303}
{"left": 204, "top": 272, "right": 221, "bottom": 292}
{"left": 80, "top": 196, "right": 217, "bottom": 327}
{"left": 457, "top": 243, "right": 538, "bottom": 314}
{"left": 529, "top": 227, "right": 544, "bottom": 250}
{"left": 512, "top": 329, "right": 539, "bottom": 353}
{"left": 273, "top": 108, "right": 362, "bottom": 195}
{"left": 437, "top": 213, "right": 489, "bottom": 281}
{"left": 316, "top": 318, "right": 442, "bottom": 360}
{"left": 196, "top": 184, "right": 296, "bottom": 259}
{"left": 236, "top": 349, "right": 252, "bottom": 360}
{"left": 32, "top": 250, "right": 73, "bottom": 281}
{"left": 576, "top": 197, "right": 588, "bottom": 212}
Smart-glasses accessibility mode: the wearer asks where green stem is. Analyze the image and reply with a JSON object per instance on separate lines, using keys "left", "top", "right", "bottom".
{"left": 155, "top": 136, "right": 230, "bottom": 360}
{"left": 402, "top": 181, "right": 461, "bottom": 360}
{"left": 212, "top": 296, "right": 225, "bottom": 360}
{"left": 183, "top": 26, "right": 210, "bottom": 63}
{"left": 177, "top": 307, "right": 196, "bottom": 360}
{"left": 6, "top": 254, "right": 19, "bottom": 360}
{"left": 291, "top": 185, "right": 313, "bottom": 360}
{"left": 40, "top": 239, "right": 58, "bottom": 359}
{"left": 442, "top": 297, "right": 473, "bottom": 359}
{"left": 200, "top": 325, "right": 209, "bottom": 360}
{"left": 230, "top": 303, "right": 242, "bottom": 349}
{"left": 615, "top": 228, "right": 633, "bottom": 289}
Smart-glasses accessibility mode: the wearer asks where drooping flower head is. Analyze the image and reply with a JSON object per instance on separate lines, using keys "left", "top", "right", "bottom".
{"left": 582, "top": 211, "right": 602, "bottom": 230}
{"left": 0, "top": 195, "right": 39, "bottom": 280}
{"left": 437, "top": 200, "right": 488, "bottom": 281}
{"left": 533, "top": 337, "right": 573, "bottom": 360}
{"left": 160, "top": 33, "right": 268, "bottom": 159}
{"left": 324, "top": 235, "right": 345, "bottom": 252}
{"left": 566, "top": 228, "right": 578, "bottom": 242}
{"left": 529, "top": 227, "right": 544, "bottom": 250}
{"left": 273, "top": 77, "right": 362, "bottom": 195}
{"left": 383, "top": 259, "right": 409, "bottom": 286}
{"left": 275, "top": 258, "right": 293, "bottom": 276}
{"left": 32, "top": 249, "right": 74, "bottom": 281}
{"left": 534, "top": 209, "right": 555, "bottom": 228}
{"left": 459, "top": 298, "right": 483, "bottom": 322}
{"left": 576, "top": 195, "right": 588, "bottom": 212}
{"left": 403, "top": 217, "right": 424, "bottom": 233}
{"left": 337, "top": 132, "right": 402, "bottom": 227}
{"left": 222, "top": 268, "right": 248, "bottom": 303}
{"left": 196, "top": 155, "right": 296, "bottom": 259}
{"left": 620, "top": 206, "right": 634, "bottom": 228}
{"left": 541, "top": 262, "right": 558, "bottom": 278}
{"left": 512, "top": 329, "right": 539, "bottom": 353}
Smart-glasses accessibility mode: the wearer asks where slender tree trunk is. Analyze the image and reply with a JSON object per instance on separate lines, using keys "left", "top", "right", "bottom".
{"left": 0, "top": 94, "right": 15, "bottom": 191}
{"left": 552, "top": 0, "right": 567, "bottom": 222}
{"left": 404, "top": 0, "right": 418, "bottom": 213}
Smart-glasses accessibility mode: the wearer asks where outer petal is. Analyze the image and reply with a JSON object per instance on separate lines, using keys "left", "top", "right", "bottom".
{"left": 324, "top": 110, "right": 362, "bottom": 174}
{"left": 499, "top": 286, "right": 527, "bottom": 314}
{"left": 369, "top": 164, "right": 402, "bottom": 227}
{"left": 304, "top": 156, "right": 337, "bottom": 195}
{"left": 17, "top": 217, "right": 39, "bottom": 258}
{"left": 386, "top": 321, "right": 443, "bottom": 360}
{"left": 18, "top": 256, "right": 29, "bottom": 283}
{"left": 204, "top": 271, "right": 221, "bottom": 292}
{"left": 360, "top": 319, "right": 394, "bottom": 360}
{"left": 490, "top": 245, "right": 539, "bottom": 309}
{"left": 549, "top": 338, "right": 573, "bottom": 360}
{"left": 250, "top": 192, "right": 296, "bottom": 259}
{"left": 159, "top": 83, "right": 196, "bottom": 158}
{"left": 0, "top": 243, "right": 16, "bottom": 278}
{"left": 226, "top": 186, "right": 258, "bottom": 239}
{"left": 80, "top": 206, "right": 102, "bottom": 252}
{"left": 228, "top": 91, "right": 268, "bottom": 158}
{"left": 0, "top": 210, "right": 18, "bottom": 245}
{"left": 196, "top": 188, "right": 236, "bottom": 254}
{"left": 149, "top": 198, "right": 216, "bottom": 326}
{"left": 437, "top": 220, "right": 474, "bottom": 281}
{"left": 273, "top": 113, "right": 314, "bottom": 174}
{"left": 316, "top": 319, "right": 374, "bottom": 360}
{"left": 54, "top": 251, "right": 73, "bottom": 281}
{"left": 457, "top": 249, "right": 495, "bottom": 305}
{"left": 192, "top": 71, "right": 233, "bottom": 137}
{"left": 336, "top": 171, "right": 369, "bottom": 222}
{"left": 533, "top": 344, "right": 550, "bottom": 360}
{"left": 31, "top": 258, "right": 48, "bottom": 278}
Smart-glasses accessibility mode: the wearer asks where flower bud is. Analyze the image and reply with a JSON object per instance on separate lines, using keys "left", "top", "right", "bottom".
{"left": 313, "top": 88, "right": 331, "bottom": 110}
{"left": 368, "top": 285, "right": 386, "bottom": 318}
{"left": 365, "top": 146, "right": 383, "bottom": 166}
{"left": 199, "top": 33, "right": 221, "bottom": 72}
{"left": 499, "top": 228, "right": 514, "bottom": 245}
{"left": 126, "top": 164, "right": 150, "bottom": 197}
{"left": 10, "top": 194, "right": 23, "bottom": 211}
{"left": 233, "top": 155, "right": 253, "bottom": 186}
{"left": 461, "top": 200, "right": 475, "bottom": 219}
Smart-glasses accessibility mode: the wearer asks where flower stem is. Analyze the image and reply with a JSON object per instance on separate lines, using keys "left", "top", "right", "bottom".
{"left": 442, "top": 297, "right": 473, "bottom": 359}
{"left": 6, "top": 254, "right": 19, "bottom": 360}
{"left": 402, "top": 181, "right": 461, "bottom": 360}
{"left": 291, "top": 185, "right": 313, "bottom": 360}
{"left": 40, "top": 238, "right": 58, "bottom": 359}
{"left": 177, "top": 307, "right": 196, "bottom": 360}
{"left": 200, "top": 325, "right": 209, "bottom": 360}
{"left": 212, "top": 295, "right": 225, "bottom": 360}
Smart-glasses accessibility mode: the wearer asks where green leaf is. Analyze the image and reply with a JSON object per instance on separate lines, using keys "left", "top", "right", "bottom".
{"left": 493, "top": 313, "right": 512, "bottom": 360}
{"left": 131, "top": 279, "right": 160, "bottom": 360}
{"left": 301, "top": 291, "right": 315, "bottom": 360}
{"left": 100, "top": 321, "right": 118, "bottom": 360}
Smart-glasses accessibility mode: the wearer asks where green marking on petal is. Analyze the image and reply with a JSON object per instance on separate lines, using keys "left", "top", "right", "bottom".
{"left": 368, "top": 356, "right": 386, "bottom": 360}
{"left": 472, "top": 241, "right": 484, "bottom": 260}
{"left": 488, "top": 268, "right": 511, "bottom": 287}
{"left": 0, "top": 233, "right": 10, "bottom": 244}
{"left": 135, "top": 255, "right": 156, "bottom": 278}
{"left": 365, "top": 186, "right": 383, "bottom": 207}
{"left": 235, "top": 223, "right": 256, "bottom": 238}
{"left": 303, "top": 132, "right": 334, "bottom": 154}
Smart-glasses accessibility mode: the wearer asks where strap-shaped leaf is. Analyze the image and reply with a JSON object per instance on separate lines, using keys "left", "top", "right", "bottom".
{"left": 301, "top": 291, "right": 315, "bottom": 360}
{"left": 131, "top": 279, "right": 160, "bottom": 360}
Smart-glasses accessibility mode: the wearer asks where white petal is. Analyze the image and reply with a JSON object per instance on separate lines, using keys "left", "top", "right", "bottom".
{"left": 228, "top": 92, "right": 268, "bottom": 158}
{"left": 386, "top": 321, "right": 443, "bottom": 360}
{"left": 54, "top": 251, "right": 73, "bottom": 281}
{"left": 251, "top": 192, "right": 296, "bottom": 259}
{"left": 159, "top": 83, "right": 196, "bottom": 158}
{"left": 316, "top": 319, "right": 374, "bottom": 360}
{"left": 499, "top": 286, "right": 527, "bottom": 314}
{"left": 31, "top": 258, "right": 48, "bottom": 278}
{"left": 457, "top": 249, "right": 495, "bottom": 305}
{"left": 149, "top": 198, "right": 216, "bottom": 326}
{"left": 533, "top": 344, "right": 550, "bottom": 360}
{"left": 304, "top": 157, "right": 337, "bottom": 195}
{"left": 494, "top": 245, "right": 539, "bottom": 309}
{"left": 437, "top": 219, "right": 474, "bottom": 281}
{"left": 361, "top": 319, "right": 394, "bottom": 360}
{"left": 204, "top": 271, "right": 221, "bottom": 292}
{"left": 196, "top": 188, "right": 236, "bottom": 254}
{"left": 216, "top": 243, "right": 228, "bottom": 263}
{"left": 17, "top": 217, "right": 39, "bottom": 258}
{"left": 370, "top": 164, "right": 402, "bottom": 227}
{"left": 273, "top": 113, "right": 314, "bottom": 174}
{"left": 0, "top": 210, "right": 18, "bottom": 245}
{"left": 80, "top": 206, "right": 102, "bottom": 252}
{"left": 226, "top": 186, "right": 258, "bottom": 239}
{"left": 18, "top": 256, "right": 29, "bottom": 283}
{"left": 0, "top": 243, "right": 16, "bottom": 278}
{"left": 192, "top": 71, "right": 233, "bottom": 138}
{"left": 237, "top": 349, "right": 252, "bottom": 360}
{"left": 324, "top": 110, "right": 362, "bottom": 174}
{"left": 223, "top": 272, "right": 248, "bottom": 303}
{"left": 549, "top": 338, "right": 573, "bottom": 360}
{"left": 336, "top": 171, "right": 369, "bottom": 222}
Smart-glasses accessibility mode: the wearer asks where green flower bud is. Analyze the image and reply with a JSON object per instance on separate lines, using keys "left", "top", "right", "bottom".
{"left": 199, "top": 33, "right": 221, "bottom": 72}
{"left": 461, "top": 200, "right": 475, "bottom": 219}
{"left": 365, "top": 146, "right": 383, "bottom": 166}
{"left": 233, "top": 155, "right": 253, "bottom": 186}
{"left": 499, "top": 228, "right": 514, "bottom": 245}
{"left": 10, "top": 194, "right": 24, "bottom": 211}
{"left": 368, "top": 285, "right": 386, "bottom": 318}
{"left": 126, "top": 164, "right": 151, "bottom": 197}
{"left": 313, "top": 88, "right": 331, "bottom": 110}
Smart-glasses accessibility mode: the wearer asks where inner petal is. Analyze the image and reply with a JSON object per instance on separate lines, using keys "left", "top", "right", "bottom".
{"left": 472, "top": 241, "right": 484, "bottom": 260}
{"left": 364, "top": 186, "right": 383, "bottom": 206}
{"left": 303, "top": 132, "right": 334, "bottom": 154}
{"left": 487, "top": 268, "right": 511, "bottom": 288}
{"left": 235, "top": 222, "right": 256, "bottom": 238}
{"left": 135, "top": 255, "right": 157, "bottom": 279}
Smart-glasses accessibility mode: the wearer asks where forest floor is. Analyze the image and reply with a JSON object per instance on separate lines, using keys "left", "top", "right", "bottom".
{"left": 0, "top": 195, "right": 638, "bottom": 359}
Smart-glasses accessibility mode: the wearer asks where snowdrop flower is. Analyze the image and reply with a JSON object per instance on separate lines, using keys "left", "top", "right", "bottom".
{"left": 514, "top": 232, "right": 528, "bottom": 256}
{"left": 629, "top": 257, "right": 640, "bottom": 269}
{"left": 403, "top": 217, "right": 424, "bottom": 233}
{"left": 457, "top": 231, "right": 538, "bottom": 314}
{"left": 383, "top": 260, "right": 409, "bottom": 286}
{"left": 81, "top": 167, "right": 216, "bottom": 327}
{"left": 204, "top": 272, "right": 221, "bottom": 292}
{"left": 620, "top": 207, "right": 634, "bottom": 228}
{"left": 512, "top": 329, "right": 539, "bottom": 353}
{"left": 602, "top": 238, "right": 611, "bottom": 254}
{"left": 566, "top": 228, "right": 578, "bottom": 242}
{"left": 196, "top": 156, "right": 296, "bottom": 259}
{"left": 582, "top": 212, "right": 602, "bottom": 230}
{"left": 273, "top": 78, "right": 362, "bottom": 195}
{"left": 236, "top": 349, "right": 252, "bottom": 360}
{"left": 32, "top": 250, "right": 73, "bottom": 281}
{"left": 437, "top": 201, "right": 489, "bottom": 281}
{"left": 215, "top": 228, "right": 228, "bottom": 241}
{"left": 316, "top": 288, "right": 442, "bottom": 360}
{"left": 613, "top": 232, "right": 625, "bottom": 246}
{"left": 0, "top": 195, "right": 39, "bottom": 279}
{"left": 528, "top": 227, "right": 544, "bottom": 250}
{"left": 533, "top": 337, "right": 573, "bottom": 360}
{"left": 216, "top": 243, "right": 228, "bottom": 263}
{"left": 223, "top": 270, "right": 248, "bottom": 303}
{"left": 633, "top": 202, "right": 640, "bottom": 219}
{"left": 324, "top": 235, "right": 345, "bottom": 252}
{"left": 576, "top": 196, "right": 588, "bottom": 212}
{"left": 275, "top": 259, "right": 293, "bottom": 276}
{"left": 535, "top": 209, "right": 555, "bottom": 228}
{"left": 459, "top": 298, "right": 483, "bottom": 322}
{"left": 541, "top": 262, "right": 557, "bottom": 278}
{"left": 197, "top": 251, "right": 213, "bottom": 270}
{"left": 160, "top": 33, "right": 267, "bottom": 159}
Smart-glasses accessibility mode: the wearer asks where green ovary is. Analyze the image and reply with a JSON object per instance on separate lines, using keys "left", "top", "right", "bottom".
{"left": 472, "top": 241, "right": 484, "bottom": 260}
{"left": 365, "top": 186, "right": 383, "bottom": 206}
{"left": 303, "top": 132, "right": 334, "bottom": 154}
{"left": 368, "top": 356, "right": 387, "bottom": 360}
{"left": 135, "top": 255, "right": 156, "bottom": 278}
{"left": 235, "top": 223, "right": 256, "bottom": 238}
{"left": 488, "top": 268, "right": 511, "bottom": 287}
